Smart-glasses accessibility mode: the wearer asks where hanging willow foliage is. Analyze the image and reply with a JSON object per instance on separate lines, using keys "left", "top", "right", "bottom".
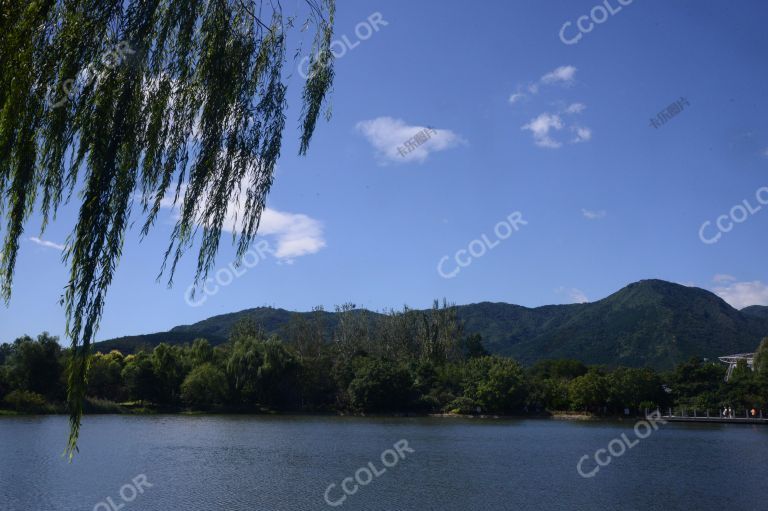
{"left": 0, "top": 0, "right": 335, "bottom": 457}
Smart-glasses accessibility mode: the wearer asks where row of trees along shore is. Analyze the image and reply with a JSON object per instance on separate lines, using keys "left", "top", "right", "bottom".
{"left": 2, "top": 301, "right": 768, "bottom": 416}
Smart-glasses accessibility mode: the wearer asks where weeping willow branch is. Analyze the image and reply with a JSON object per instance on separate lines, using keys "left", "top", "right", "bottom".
{"left": 0, "top": 0, "right": 335, "bottom": 458}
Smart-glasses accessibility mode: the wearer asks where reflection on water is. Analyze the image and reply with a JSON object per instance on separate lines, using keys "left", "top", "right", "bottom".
{"left": 1, "top": 415, "right": 767, "bottom": 511}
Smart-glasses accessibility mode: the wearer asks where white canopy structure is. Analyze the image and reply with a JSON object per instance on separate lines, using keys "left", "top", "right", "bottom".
{"left": 718, "top": 353, "right": 755, "bottom": 381}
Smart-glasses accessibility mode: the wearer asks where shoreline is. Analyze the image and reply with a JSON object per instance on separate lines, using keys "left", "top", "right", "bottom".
{"left": 0, "top": 409, "right": 652, "bottom": 423}
{"left": 4, "top": 407, "right": 766, "bottom": 425}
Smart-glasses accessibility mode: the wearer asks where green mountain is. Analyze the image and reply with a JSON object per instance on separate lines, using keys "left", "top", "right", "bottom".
{"left": 94, "top": 279, "right": 768, "bottom": 370}
{"left": 741, "top": 305, "right": 768, "bottom": 320}
{"left": 475, "top": 280, "right": 768, "bottom": 368}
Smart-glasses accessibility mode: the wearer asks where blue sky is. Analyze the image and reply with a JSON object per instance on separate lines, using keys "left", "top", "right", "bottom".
{"left": 3, "top": 0, "right": 768, "bottom": 342}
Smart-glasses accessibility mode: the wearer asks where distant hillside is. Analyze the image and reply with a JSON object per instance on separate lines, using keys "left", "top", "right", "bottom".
{"left": 741, "top": 305, "right": 768, "bottom": 320}
{"left": 94, "top": 279, "right": 768, "bottom": 370}
{"left": 481, "top": 280, "right": 768, "bottom": 369}
{"left": 170, "top": 307, "right": 338, "bottom": 340}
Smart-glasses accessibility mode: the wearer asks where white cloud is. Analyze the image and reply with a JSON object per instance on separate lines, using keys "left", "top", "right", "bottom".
{"left": 257, "top": 209, "right": 325, "bottom": 259}
{"left": 564, "top": 102, "right": 586, "bottom": 114}
{"left": 522, "top": 113, "right": 563, "bottom": 148}
{"left": 556, "top": 286, "right": 589, "bottom": 303}
{"left": 571, "top": 126, "right": 592, "bottom": 143}
{"left": 356, "top": 117, "right": 463, "bottom": 164}
{"left": 540, "top": 65, "right": 577, "bottom": 85}
{"left": 581, "top": 209, "right": 606, "bottom": 220}
{"left": 713, "top": 280, "right": 768, "bottom": 309}
{"left": 511, "top": 66, "right": 590, "bottom": 148}
{"left": 141, "top": 80, "right": 324, "bottom": 262}
{"left": 160, "top": 182, "right": 325, "bottom": 261}
{"left": 712, "top": 274, "right": 737, "bottom": 284}
{"left": 28, "top": 237, "right": 65, "bottom": 251}
{"left": 508, "top": 65, "right": 577, "bottom": 106}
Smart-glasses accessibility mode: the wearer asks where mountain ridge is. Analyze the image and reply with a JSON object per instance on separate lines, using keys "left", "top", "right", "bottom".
{"left": 94, "top": 279, "right": 768, "bottom": 370}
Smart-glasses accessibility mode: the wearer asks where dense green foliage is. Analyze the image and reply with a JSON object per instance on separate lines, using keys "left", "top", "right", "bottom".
{"left": 181, "top": 363, "right": 227, "bottom": 408}
{"left": 0, "top": 0, "right": 335, "bottom": 455}
{"left": 95, "top": 280, "right": 768, "bottom": 371}
{"left": 462, "top": 280, "right": 768, "bottom": 368}
{"left": 4, "top": 315, "right": 768, "bottom": 421}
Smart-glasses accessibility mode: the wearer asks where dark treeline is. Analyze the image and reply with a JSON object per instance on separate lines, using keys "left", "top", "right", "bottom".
{"left": 3, "top": 301, "right": 768, "bottom": 416}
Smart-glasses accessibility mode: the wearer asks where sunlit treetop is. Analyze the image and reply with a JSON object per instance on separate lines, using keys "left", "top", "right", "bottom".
{"left": 0, "top": 0, "right": 335, "bottom": 456}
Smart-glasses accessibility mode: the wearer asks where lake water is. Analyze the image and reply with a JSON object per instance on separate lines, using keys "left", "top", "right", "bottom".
{"left": 1, "top": 415, "right": 767, "bottom": 511}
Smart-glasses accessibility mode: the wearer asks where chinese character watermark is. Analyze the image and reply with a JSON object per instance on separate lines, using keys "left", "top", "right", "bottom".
{"left": 649, "top": 97, "right": 690, "bottom": 129}
{"left": 397, "top": 127, "right": 438, "bottom": 158}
